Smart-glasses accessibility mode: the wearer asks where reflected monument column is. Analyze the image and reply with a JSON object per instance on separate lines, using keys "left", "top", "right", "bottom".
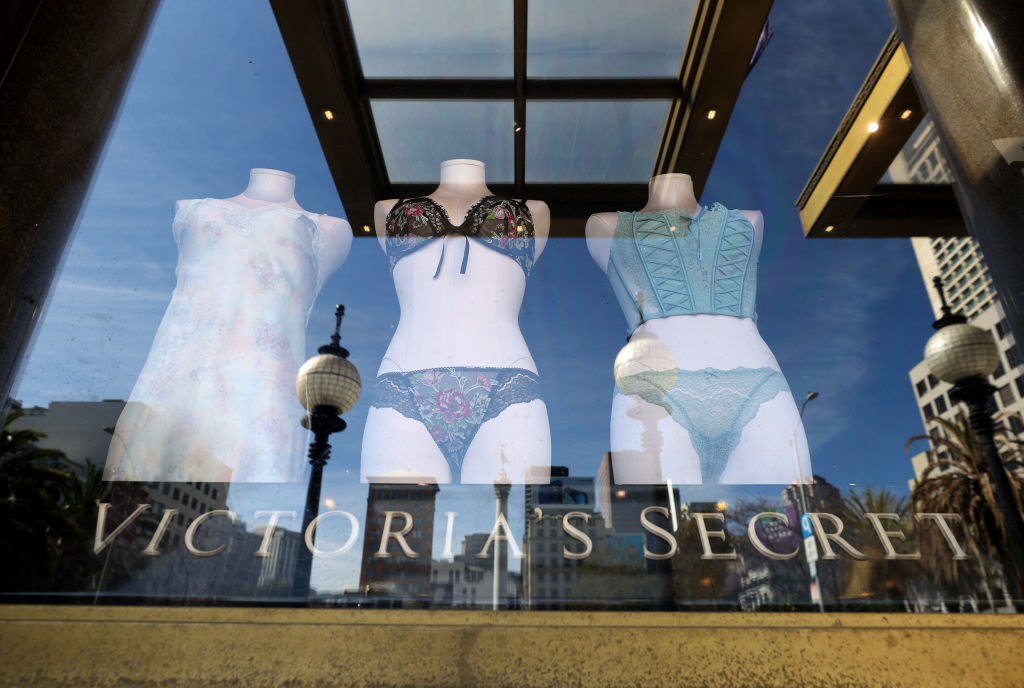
{"left": 0, "top": 2, "right": 160, "bottom": 405}
{"left": 493, "top": 472, "right": 511, "bottom": 610}
{"left": 886, "top": 0, "right": 1024, "bottom": 344}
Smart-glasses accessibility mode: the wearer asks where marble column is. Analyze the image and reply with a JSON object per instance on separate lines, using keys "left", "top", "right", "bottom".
{"left": 886, "top": 0, "right": 1024, "bottom": 346}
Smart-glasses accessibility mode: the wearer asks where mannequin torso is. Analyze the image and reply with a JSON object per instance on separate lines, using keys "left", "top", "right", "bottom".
{"left": 227, "top": 167, "right": 352, "bottom": 274}
{"left": 585, "top": 174, "right": 810, "bottom": 484}
{"left": 362, "top": 159, "right": 552, "bottom": 484}
{"left": 585, "top": 174, "right": 766, "bottom": 369}
{"left": 105, "top": 168, "right": 353, "bottom": 483}
{"left": 373, "top": 159, "right": 550, "bottom": 372}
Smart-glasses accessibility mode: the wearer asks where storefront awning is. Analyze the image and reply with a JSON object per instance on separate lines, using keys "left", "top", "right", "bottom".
{"left": 270, "top": 0, "right": 772, "bottom": 235}
{"left": 796, "top": 31, "right": 966, "bottom": 239}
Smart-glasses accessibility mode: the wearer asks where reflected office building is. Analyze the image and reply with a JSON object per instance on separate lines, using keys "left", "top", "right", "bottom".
{"left": 359, "top": 481, "right": 439, "bottom": 600}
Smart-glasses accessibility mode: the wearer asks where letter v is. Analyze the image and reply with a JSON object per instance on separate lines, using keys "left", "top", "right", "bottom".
{"left": 94, "top": 502, "right": 151, "bottom": 554}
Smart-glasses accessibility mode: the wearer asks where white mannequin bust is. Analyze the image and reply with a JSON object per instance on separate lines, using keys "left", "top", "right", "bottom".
{"left": 225, "top": 168, "right": 353, "bottom": 274}
{"left": 584, "top": 173, "right": 811, "bottom": 485}
{"left": 361, "top": 159, "right": 552, "bottom": 484}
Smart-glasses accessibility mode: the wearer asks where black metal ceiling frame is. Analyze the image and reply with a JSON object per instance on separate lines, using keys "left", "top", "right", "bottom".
{"left": 271, "top": 0, "right": 772, "bottom": 235}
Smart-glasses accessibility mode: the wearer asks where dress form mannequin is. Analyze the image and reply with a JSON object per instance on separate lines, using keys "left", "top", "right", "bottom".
{"left": 104, "top": 168, "right": 353, "bottom": 483}
{"left": 585, "top": 173, "right": 811, "bottom": 484}
{"left": 362, "top": 159, "right": 552, "bottom": 484}
{"left": 228, "top": 168, "right": 353, "bottom": 271}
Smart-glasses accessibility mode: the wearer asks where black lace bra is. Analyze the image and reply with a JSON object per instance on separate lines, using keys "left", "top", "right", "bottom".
{"left": 384, "top": 196, "right": 535, "bottom": 278}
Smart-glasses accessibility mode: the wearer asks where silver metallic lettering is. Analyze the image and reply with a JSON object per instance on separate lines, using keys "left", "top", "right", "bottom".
{"left": 562, "top": 511, "right": 593, "bottom": 560}
{"left": 915, "top": 513, "right": 969, "bottom": 559}
{"left": 808, "top": 512, "right": 868, "bottom": 560}
{"left": 747, "top": 511, "right": 799, "bottom": 560}
{"left": 253, "top": 510, "right": 296, "bottom": 557}
{"left": 142, "top": 508, "right": 178, "bottom": 556}
{"left": 376, "top": 510, "right": 419, "bottom": 559}
{"left": 441, "top": 511, "right": 458, "bottom": 559}
{"left": 476, "top": 512, "right": 523, "bottom": 559}
{"left": 184, "top": 509, "right": 233, "bottom": 557}
{"left": 640, "top": 506, "right": 677, "bottom": 560}
{"left": 93, "top": 502, "right": 151, "bottom": 554}
{"left": 304, "top": 510, "right": 359, "bottom": 557}
{"left": 866, "top": 513, "right": 921, "bottom": 560}
{"left": 694, "top": 512, "right": 737, "bottom": 560}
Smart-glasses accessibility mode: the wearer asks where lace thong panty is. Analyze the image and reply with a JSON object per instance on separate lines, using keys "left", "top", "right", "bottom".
{"left": 617, "top": 366, "right": 790, "bottom": 483}
{"left": 372, "top": 366, "right": 542, "bottom": 480}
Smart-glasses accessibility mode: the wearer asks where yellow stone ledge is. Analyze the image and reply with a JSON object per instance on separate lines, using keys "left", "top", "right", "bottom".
{"left": 2, "top": 605, "right": 1024, "bottom": 687}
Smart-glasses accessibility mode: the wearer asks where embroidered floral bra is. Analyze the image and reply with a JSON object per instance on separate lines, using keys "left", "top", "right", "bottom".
{"left": 384, "top": 196, "right": 535, "bottom": 278}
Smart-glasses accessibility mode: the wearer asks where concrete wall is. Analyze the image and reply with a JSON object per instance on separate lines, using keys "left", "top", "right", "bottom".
{"left": 2, "top": 605, "right": 1023, "bottom": 686}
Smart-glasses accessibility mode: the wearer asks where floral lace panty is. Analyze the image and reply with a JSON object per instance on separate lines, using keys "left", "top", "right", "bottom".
{"left": 373, "top": 367, "right": 541, "bottom": 480}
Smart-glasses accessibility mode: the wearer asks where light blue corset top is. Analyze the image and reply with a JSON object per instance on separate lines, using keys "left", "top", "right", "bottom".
{"left": 607, "top": 203, "right": 759, "bottom": 334}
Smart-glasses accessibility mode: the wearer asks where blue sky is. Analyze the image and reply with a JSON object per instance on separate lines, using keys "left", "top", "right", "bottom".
{"left": 11, "top": 0, "right": 937, "bottom": 587}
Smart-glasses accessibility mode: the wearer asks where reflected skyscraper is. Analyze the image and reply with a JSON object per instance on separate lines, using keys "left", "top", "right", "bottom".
{"left": 889, "top": 118, "right": 1024, "bottom": 487}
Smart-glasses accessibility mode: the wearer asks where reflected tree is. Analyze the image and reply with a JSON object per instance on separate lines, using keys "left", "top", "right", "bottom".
{"left": 907, "top": 414, "right": 1024, "bottom": 606}
{"left": 0, "top": 409, "right": 80, "bottom": 590}
{"left": 840, "top": 486, "right": 917, "bottom": 603}
{"left": 0, "top": 409, "right": 131, "bottom": 592}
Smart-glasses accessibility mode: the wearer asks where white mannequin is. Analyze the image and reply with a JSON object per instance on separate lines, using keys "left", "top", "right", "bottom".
{"left": 227, "top": 168, "right": 352, "bottom": 272}
{"left": 105, "top": 168, "right": 353, "bottom": 483}
{"left": 585, "top": 173, "right": 811, "bottom": 484}
{"left": 361, "top": 159, "right": 552, "bottom": 484}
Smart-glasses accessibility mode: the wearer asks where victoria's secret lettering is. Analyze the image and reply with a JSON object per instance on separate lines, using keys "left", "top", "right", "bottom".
{"left": 92, "top": 502, "right": 970, "bottom": 563}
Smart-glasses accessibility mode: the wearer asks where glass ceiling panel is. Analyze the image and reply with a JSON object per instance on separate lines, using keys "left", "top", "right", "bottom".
{"left": 526, "top": 101, "right": 669, "bottom": 183}
{"left": 372, "top": 100, "right": 514, "bottom": 183}
{"left": 346, "top": 0, "right": 513, "bottom": 77}
{"left": 527, "top": 0, "right": 698, "bottom": 77}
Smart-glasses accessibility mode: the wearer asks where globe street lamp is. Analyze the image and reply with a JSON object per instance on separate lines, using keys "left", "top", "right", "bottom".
{"left": 293, "top": 304, "right": 361, "bottom": 598}
{"left": 923, "top": 277, "right": 1024, "bottom": 599}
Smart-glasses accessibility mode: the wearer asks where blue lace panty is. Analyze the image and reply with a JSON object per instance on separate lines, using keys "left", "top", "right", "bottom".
{"left": 373, "top": 367, "right": 542, "bottom": 480}
{"left": 617, "top": 366, "right": 790, "bottom": 483}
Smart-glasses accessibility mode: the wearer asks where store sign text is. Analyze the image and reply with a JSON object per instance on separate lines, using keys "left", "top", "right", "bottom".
{"left": 92, "top": 502, "right": 970, "bottom": 562}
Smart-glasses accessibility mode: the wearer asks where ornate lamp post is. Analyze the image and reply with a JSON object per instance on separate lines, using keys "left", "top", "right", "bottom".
{"left": 293, "top": 304, "right": 361, "bottom": 598}
{"left": 923, "top": 277, "right": 1024, "bottom": 599}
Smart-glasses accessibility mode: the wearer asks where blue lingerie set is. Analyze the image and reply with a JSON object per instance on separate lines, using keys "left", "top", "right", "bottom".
{"left": 371, "top": 196, "right": 542, "bottom": 479}
{"left": 608, "top": 204, "right": 792, "bottom": 484}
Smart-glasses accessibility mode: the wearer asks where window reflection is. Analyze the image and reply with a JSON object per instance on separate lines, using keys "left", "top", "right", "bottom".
{"left": 526, "top": 100, "right": 670, "bottom": 182}
{"left": 528, "top": 0, "right": 698, "bottom": 77}
{"left": 346, "top": 0, "right": 513, "bottom": 77}
{"left": 371, "top": 100, "right": 514, "bottom": 182}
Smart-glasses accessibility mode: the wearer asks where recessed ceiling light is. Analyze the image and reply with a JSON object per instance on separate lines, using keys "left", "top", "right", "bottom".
{"left": 900, "top": 109, "right": 913, "bottom": 120}
{"left": 824, "top": 225, "right": 835, "bottom": 233}
{"left": 322, "top": 109, "right": 335, "bottom": 121}
{"left": 706, "top": 109, "right": 717, "bottom": 120}
{"left": 867, "top": 121, "right": 879, "bottom": 133}
{"left": 362, "top": 225, "right": 371, "bottom": 233}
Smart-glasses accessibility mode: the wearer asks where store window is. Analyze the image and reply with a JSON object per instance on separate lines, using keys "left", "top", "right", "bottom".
{"left": 2, "top": 0, "right": 1023, "bottom": 617}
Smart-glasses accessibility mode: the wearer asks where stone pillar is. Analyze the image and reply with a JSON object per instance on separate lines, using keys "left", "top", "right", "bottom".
{"left": 0, "top": 2, "right": 160, "bottom": 405}
{"left": 885, "top": 0, "right": 1024, "bottom": 346}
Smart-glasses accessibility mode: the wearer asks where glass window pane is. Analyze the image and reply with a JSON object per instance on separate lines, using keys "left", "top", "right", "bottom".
{"left": 346, "top": 0, "right": 513, "bottom": 77}
{"left": 526, "top": 101, "right": 669, "bottom": 182}
{"left": 528, "top": 0, "right": 698, "bottom": 77}
{"left": 884, "top": 116, "right": 953, "bottom": 184}
{"left": 372, "top": 100, "right": 514, "bottom": 183}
